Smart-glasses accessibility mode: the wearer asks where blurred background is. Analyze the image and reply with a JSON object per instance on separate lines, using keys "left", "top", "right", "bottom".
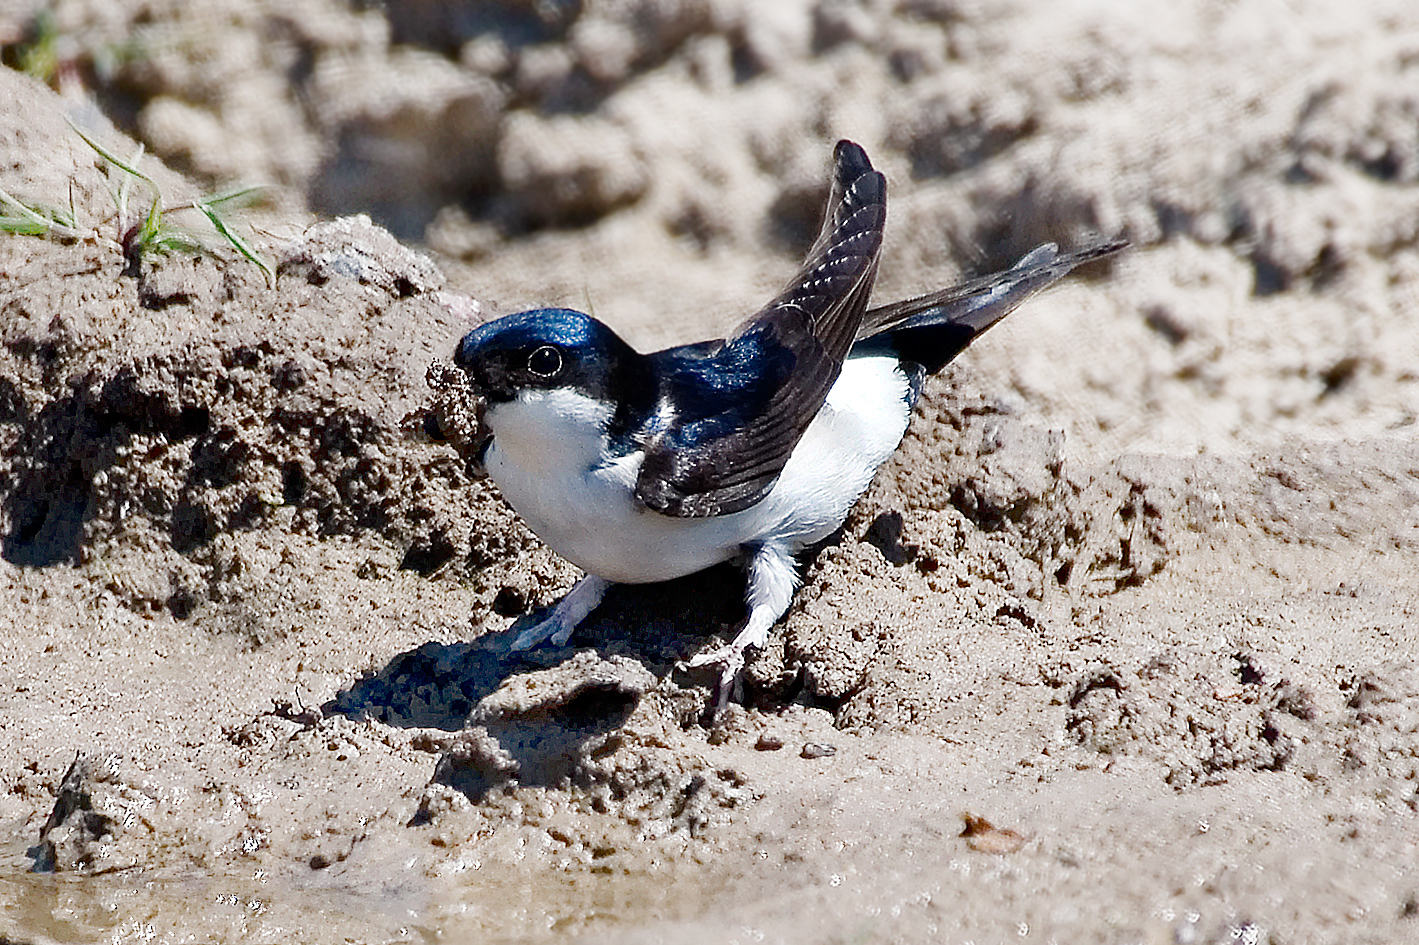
{"left": 2, "top": 0, "right": 1417, "bottom": 454}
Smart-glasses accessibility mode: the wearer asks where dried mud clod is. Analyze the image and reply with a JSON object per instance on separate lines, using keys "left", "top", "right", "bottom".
{"left": 898, "top": 396, "right": 1172, "bottom": 599}
{"left": 0, "top": 216, "right": 517, "bottom": 615}
{"left": 400, "top": 653, "right": 749, "bottom": 842}
{"left": 425, "top": 654, "right": 652, "bottom": 799}
{"left": 1064, "top": 648, "right": 1319, "bottom": 788}
{"left": 277, "top": 215, "right": 445, "bottom": 297}
{"left": 30, "top": 753, "right": 154, "bottom": 874}
{"left": 1340, "top": 664, "right": 1419, "bottom": 796}
{"left": 3, "top": 340, "right": 467, "bottom": 584}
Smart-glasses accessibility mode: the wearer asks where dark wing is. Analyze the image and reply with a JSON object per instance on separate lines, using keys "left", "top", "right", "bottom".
{"left": 860, "top": 239, "right": 1127, "bottom": 373}
{"left": 636, "top": 140, "right": 887, "bottom": 518}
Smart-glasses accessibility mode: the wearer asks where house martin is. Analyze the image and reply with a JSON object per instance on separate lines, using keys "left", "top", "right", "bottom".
{"left": 449, "top": 140, "right": 1124, "bottom": 705}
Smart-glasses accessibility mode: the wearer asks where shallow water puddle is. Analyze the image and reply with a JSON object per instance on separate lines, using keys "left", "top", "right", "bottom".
{"left": 0, "top": 849, "right": 727, "bottom": 944}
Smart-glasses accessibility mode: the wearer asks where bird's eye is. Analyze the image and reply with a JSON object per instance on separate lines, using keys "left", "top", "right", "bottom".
{"left": 527, "top": 345, "right": 563, "bottom": 378}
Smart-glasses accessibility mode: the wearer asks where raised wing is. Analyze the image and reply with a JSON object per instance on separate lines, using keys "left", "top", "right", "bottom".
{"left": 636, "top": 140, "right": 887, "bottom": 518}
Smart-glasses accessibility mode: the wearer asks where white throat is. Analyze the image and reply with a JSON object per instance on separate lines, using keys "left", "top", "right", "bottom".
{"left": 481, "top": 387, "right": 649, "bottom": 577}
{"left": 484, "top": 387, "right": 616, "bottom": 479}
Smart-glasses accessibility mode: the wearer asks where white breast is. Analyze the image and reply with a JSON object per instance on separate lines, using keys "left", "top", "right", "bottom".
{"left": 482, "top": 354, "right": 914, "bottom": 584}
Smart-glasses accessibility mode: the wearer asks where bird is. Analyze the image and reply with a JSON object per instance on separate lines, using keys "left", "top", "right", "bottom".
{"left": 450, "top": 140, "right": 1124, "bottom": 705}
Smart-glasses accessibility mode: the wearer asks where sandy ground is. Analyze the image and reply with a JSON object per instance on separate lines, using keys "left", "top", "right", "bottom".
{"left": 0, "top": 1, "right": 1417, "bottom": 943}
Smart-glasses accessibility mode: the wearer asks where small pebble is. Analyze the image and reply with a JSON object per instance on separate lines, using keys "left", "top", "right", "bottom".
{"left": 755, "top": 734, "right": 784, "bottom": 751}
{"left": 800, "top": 742, "right": 836, "bottom": 759}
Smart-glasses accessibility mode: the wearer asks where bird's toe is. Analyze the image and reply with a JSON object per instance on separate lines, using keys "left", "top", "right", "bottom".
{"left": 509, "top": 615, "right": 559, "bottom": 651}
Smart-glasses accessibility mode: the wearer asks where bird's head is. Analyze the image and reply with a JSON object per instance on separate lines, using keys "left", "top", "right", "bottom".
{"left": 453, "top": 307, "right": 656, "bottom": 457}
{"left": 455, "top": 307, "right": 604, "bottom": 401}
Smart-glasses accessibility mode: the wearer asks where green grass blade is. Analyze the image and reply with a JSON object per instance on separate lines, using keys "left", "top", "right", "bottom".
{"left": 196, "top": 201, "right": 274, "bottom": 287}
{"left": 198, "top": 186, "right": 267, "bottom": 209}
{"left": 69, "top": 121, "right": 157, "bottom": 188}
{"left": 150, "top": 229, "right": 206, "bottom": 256}
{"left": 0, "top": 187, "right": 82, "bottom": 238}
{"left": 0, "top": 187, "right": 57, "bottom": 228}
{"left": 0, "top": 216, "right": 57, "bottom": 236}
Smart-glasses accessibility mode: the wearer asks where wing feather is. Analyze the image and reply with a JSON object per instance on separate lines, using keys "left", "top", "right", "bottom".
{"left": 636, "top": 141, "right": 887, "bottom": 517}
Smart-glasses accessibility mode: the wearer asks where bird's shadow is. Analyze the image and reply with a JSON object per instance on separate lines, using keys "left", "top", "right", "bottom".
{"left": 323, "top": 563, "right": 748, "bottom": 731}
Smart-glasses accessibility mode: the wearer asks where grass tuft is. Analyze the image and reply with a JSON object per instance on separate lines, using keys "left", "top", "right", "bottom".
{"left": 0, "top": 121, "right": 280, "bottom": 287}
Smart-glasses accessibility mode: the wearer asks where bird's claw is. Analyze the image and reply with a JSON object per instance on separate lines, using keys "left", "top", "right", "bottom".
{"left": 509, "top": 616, "right": 557, "bottom": 651}
{"left": 687, "top": 643, "right": 749, "bottom": 716}
{"left": 505, "top": 575, "right": 611, "bottom": 653}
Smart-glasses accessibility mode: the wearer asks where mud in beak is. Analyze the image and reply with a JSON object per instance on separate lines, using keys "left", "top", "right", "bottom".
{"left": 414, "top": 360, "right": 492, "bottom": 475}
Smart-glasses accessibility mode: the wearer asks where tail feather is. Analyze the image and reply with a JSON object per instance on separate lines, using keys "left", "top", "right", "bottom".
{"left": 858, "top": 239, "right": 1126, "bottom": 374}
